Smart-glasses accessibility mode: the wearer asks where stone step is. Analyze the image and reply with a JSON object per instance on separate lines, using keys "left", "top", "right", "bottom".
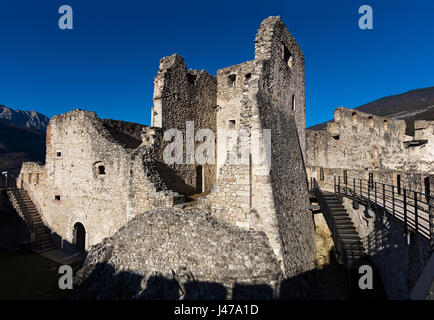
{"left": 336, "top": 227, "right": 357, "bottom": 233}
{"left": 38, "top": 245, "right": 57, "bottom": 253}
{"left": 339, "top": 234, "right": 361, "bottom": 240}
{"left": 330, "top": 203, "right": 344, "bottom": 209}
{"left": 344, "top": 241, "right": 365, "bottom": 247}
{"left": 333, "top": 216, "right": 353, "bottom": 222}
{"left": 337, "top": 229, "right": 358, "bottom": 236}
{"left": 39, "top": 238, "right": 53, "bottom": 245}
{"left": 330, "top": 210, "right": 348, "bottom": 215}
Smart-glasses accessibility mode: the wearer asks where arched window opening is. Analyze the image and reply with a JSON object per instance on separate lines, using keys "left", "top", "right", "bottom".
{"left": 73, "top": 222, "right": 86, "bottom": 252}
{"left": 352, "top": 112, "right": 358, "bottom": 126}
{"left": 369, "top": 116, "right": 374, "bottom": 129}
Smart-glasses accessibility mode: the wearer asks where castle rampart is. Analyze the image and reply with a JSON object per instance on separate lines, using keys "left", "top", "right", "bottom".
{"left": 307, "top": 107, "right": 434, "bottom": 176}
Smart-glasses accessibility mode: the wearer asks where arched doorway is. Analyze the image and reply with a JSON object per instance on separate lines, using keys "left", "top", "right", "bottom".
{"left": 73, "top": 222, "right": 86, "bottom": 252}
{"left": 196, "top": 165, "right": 203, "bottom": 193}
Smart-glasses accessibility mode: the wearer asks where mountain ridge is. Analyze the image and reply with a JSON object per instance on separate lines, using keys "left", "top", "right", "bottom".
{"left": 0, "top": 105, "right": 49, "bottom": 131}
{"left": 0, "top": 105, "right": 48, "bottom": 177}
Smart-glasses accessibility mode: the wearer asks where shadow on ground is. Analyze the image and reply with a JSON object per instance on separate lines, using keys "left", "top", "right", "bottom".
{"left": 71, "top": 248, "right": 386, "bottom": 300}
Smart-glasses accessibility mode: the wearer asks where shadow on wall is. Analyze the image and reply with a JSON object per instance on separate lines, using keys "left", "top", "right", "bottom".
{"left": 358, "top": 206, "right": 431, "bottom": 299}
{"left": 70, "top": 251, "right": 383, "bottom": 300}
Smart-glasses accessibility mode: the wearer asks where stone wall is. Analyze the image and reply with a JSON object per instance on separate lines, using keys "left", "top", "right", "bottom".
{"left": 151, "top": 54, "right": 217, "bottom": 193}
{"left": 202, "top": 16, "right": 315, "bottom": 277}
{"left": 255, "top": 16, "right": 306, "bottom": 160}
{"left": 18, "top": 110, "right": 183, "bottom": 251}
{"left": 307, "top": 107, "right": 434, "bottom": 175}
{"left": 216, "top": 60, "right": 255, "bottom": 175}
{"left": 73, "top": 208, "right": 282, "bottom": 300}
{"left": 341, "top": 197, "right": 431, "bottom": 299}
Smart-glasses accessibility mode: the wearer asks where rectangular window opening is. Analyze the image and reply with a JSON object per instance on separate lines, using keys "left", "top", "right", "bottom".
{"left": 228, "top": 74, "right": 236, "bottom": 87}
{"left": 228, "top": 119, "right": 236, "bottom": 129}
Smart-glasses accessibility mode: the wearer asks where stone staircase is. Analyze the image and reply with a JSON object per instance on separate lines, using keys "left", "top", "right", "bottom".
{"left": 7, "top": 189, "right": 56, "bottom": 253}
{"left": 321, "top": 192, "right": 387, "bottom": 299}
{"left": 322, "top": 192, "right": 367, "bottom": 265}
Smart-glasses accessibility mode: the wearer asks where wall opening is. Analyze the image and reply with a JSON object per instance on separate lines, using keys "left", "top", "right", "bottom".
{"left": 228, "top": 119, "right": 236, "bottom": 129}
{"left": 73, "top": 222, "right": 86, "bottom": 252}
{"left": 320, "top": 167, "right": 324, "bottom": 181}
{"left": 383, "top": 120, "right": 389, "bottom": 133}
{"left": 343, "top": 170, "right": 348, "bottom": 184}
{"left": 352, "top": 112, "right": 358, "bottom": 126}
{"left": 282, "top": 42, "right": 293, "bottom": 69}
{"left": 196, "top": 165, "right": 203, "bottom": 193}
{"left": 369, "top": 116, "right": 374, "bottom": 129}
{"left": 55, "top": 195, "right": 61, "bottom": 201}
{"left": 187, "top": 73, "right": 197, "bottom": 85}
{"left": 56, "top": 151, "right": 62, "bottom": 157}
{"left": 291, "top": 94, "right": 296, "bottom": 112}
{"left": 397, "top": 174, "right": 401, "bottom": 195}
{"left": 228, "top": 74, "right": 236, "bottom": 87}
{"left": 98, "top": 165, "right": 106, "bottom": 175}
{"left": 93, "top": 161, "right": 106, "bottom": 177}
{"left": 245, "top": 73, "right": 251, "bottom": 80}
{"left": 424, "top": 177, "right": 430, "bottom": 199}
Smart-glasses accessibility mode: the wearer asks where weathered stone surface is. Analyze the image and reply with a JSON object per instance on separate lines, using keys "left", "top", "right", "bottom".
{"left": 72, "top": 208, "right": 282, "bottom": 300}
{"left": 307, "top": 107, "right": 434, "bottom": 175}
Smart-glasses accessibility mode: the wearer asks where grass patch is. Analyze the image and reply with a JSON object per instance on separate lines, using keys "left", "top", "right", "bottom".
{"left": 0, "top": 249, "right": 71, "bottom": 300}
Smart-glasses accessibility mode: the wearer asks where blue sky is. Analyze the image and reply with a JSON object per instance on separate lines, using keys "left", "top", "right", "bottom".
{"left": 0, "top": 0, "right": 433, "bottom": 127}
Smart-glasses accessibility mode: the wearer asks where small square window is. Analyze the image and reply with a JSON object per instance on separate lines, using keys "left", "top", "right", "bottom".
{"left": 228, "top": 119, "right": 236, "bottom": 129}
{"left": 56, "top": 151, "right": 62, "bottom": 157}
{"left": 98, "top": 165, "right": 106, "bottom": 175}
{"left": 55, "top": 195, "right": 61, "bottom": 201}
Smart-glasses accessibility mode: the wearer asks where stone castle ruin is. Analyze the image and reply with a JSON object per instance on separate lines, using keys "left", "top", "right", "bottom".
{"left": 10, "top": 16, "right": 434, "bottom": 299}
{"left": 16, "top": 16, "right": 316, "bottom": 279}
{"left": 307, "top": 107, "right": 434, "bottom": 191}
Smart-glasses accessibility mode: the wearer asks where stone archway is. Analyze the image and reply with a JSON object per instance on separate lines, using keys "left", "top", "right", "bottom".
{"left": 73, "top": 222, "right": 86, "bottom": 252}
